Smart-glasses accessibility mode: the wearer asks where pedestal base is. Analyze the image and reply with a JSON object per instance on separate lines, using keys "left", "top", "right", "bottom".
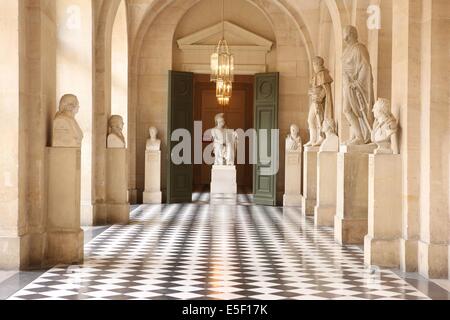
{"left": 334, "top": 216, "right": 368, "bottom": 245}
{"left": 106, "top": 203, "right": 130, "bottom": 225}
{"left": 400, "top": 238, "right": 419, "bottom": 272}
{"left": 46, "top": 230, "right": 84, "bottom": 266}
{"left": 314, "top": 206, "right": 335, "bottom": 227}
{"left": 106, "top": 149, "right": 129, "bottom": 224}
{"left": 314, "top": 151, "right": 337, "bottom": 227}
{"left": 143, "top": 191, "right": 162, "bottom": 204}
{"left": 283, "top": 194, "right": 302, "bottom": 206}
{"left": 211, "top": 165, "right": 237, "bottom": 195}
{"left": 0, "top": 236, "right": 21, "bottom": 269}
{"left": 418, "top": 241, "right": 449, "bottom": 279}
{"left": 364, "top": 236, "right": 400, "bottom": 268}
{"left": 302, "top": 146, "right": 319, "bottom": 216}
{"left": 46, "top": 147, "right": 83, "bottom": 265}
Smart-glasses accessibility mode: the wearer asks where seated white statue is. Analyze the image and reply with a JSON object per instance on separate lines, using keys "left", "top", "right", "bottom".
{"left": 211, "top": 113, "right": 237, "bottom": 166}
{"left": 371, "top": 98, "right": 399, "bottom": 154}
{"left": 319, "top": 119, "right": 339, "bottom": 152}
{"left": 146, "top": 126, "right": 161, "bottom": 152}
{"left": 52, "top": 94, "right": 83, "bottom": 148}
{"left": 107, "top": 115, "right": 126, "bottom": 149}
{"left": 286, "top": 124, "right": 302, "bottom": 152}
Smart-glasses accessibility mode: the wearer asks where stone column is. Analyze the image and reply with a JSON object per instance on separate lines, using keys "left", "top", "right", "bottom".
{"left": 314, "top": 151, "right": 338, "bottom": 227}
{"left": 46, "top": 148, "right": 84, "bottom": 265}
{"left": 392, "top": 0, "right": 422, "bottom": 273}
{"left": 364, "top": 154, "right": 402, "bottom": 268}
{"left": 417, "top": 0, "right": 450, "bottom": 279}
{"left": 283, "top": 150, "right": 302, "bottom": 206}
{"left": 0, "top": 0, "right": 21, "bottom": 269}
{"left": 302, "top": 146, "right": 319, "bottom": 216}
{"left": 335, "top": 144, "right": 376, "bottom": 244}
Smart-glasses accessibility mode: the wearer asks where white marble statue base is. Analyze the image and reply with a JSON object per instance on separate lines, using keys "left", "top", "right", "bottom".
{"left": 364, "top": 154, "right": 402, "bottom": 268}
{"left": 314, "top": 151, "right": 338, "bottom": 227}
{"left": 106, "top": 149, "right": 130, "bottom": 224}
{"left": 283, "top": 150, "right": 302, "bottom": 206}
{"left": 46, "top": 147, "right": 84, "bottom": 265}
{"left": 302, "top": 146, "right": 319, "bottom": 216}
{"left": 143, "top": 151, "right": 162, "bottom": 204}
{"left": 211, "top": 165, "right": 237, "bottom": 195}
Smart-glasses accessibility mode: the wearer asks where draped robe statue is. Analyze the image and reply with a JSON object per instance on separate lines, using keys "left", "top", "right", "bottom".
{"left": 52, "top": 94, "right": 83, "bottom": 148}
{"left": 342, "top": 25, "right": 375, "bottom": 145}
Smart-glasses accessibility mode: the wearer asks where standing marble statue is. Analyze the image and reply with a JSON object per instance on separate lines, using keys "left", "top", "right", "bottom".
{"left": 211, "top": 113, "right": 238, "bottom": 166}
{"left": 146, "top": 126, "right": 161, "bottom": 151}
{"left": 342, "top": 25, "right": 375, "bottom": 145}
{"left": 52, "top": 94, "right": 83, "bottom": 147}
{"left": 305, "top": 56, "right": 334, "bottom": 147}
{"left": 107, "top": 115, "right": 126, "bottom": 148}
{"left": 371, "top": 98, "right": 399, "bottom": 154}
{"left": 286, "top": 124, "right": 302, "bottom": 151}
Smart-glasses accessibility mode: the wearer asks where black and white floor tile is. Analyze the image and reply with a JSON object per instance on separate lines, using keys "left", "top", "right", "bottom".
{"left": 8, "top": 193, "right": 430, "bottom": 300}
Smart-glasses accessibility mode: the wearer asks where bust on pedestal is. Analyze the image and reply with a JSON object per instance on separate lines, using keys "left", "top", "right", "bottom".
{"left": 105, "top": 115, "right": 129, "bottom": 224}
{"left": 210, "top": 114, "right": 238, "bottom": 195}
{"left": 143, "top": 126, "right": 162, "bottom": 204}
{"left": 47, "top": 94, "right": 84, "bottom": 265}
{"left": 314, "top": 119, "right": 339, "bottom": 227}
{"left": 283, "top": 124, "right": 302, "bottom": 206}
{"left": 364, "top": 99, "right": 402, "bottom": 268}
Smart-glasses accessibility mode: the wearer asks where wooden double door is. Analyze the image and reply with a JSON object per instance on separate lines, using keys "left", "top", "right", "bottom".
{"left": 167, "top": 71, "right": 279, "bottom": 205}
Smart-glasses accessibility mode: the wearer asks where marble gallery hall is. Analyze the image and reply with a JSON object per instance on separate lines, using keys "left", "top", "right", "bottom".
{"left": 0, "top": 0, "right": 449, "bottom": 302}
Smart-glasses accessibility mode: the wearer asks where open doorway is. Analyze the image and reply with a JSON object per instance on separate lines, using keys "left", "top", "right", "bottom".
{"left": 193, "top": 74, "right": 254, "bottom": 194}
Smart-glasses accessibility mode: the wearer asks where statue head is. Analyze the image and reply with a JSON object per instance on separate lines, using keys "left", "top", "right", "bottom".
{"left": 322, "top": 119, "right": 337, "bottom": 136}
{"left": 215, "top": 113, "right": 225, "bottom": 129}
{"left": 312, "top": 56, "right": 325, "bottom": 73}
{"left": 59, "top": 94, "right": 80, "bottom": 116}
{"left": 109, "top": 115, "right": 124, "bottom": 132}
{"left": 343, "top": 25, "right": 358, "bottom": 45}
{"left": 373, "top": 98, "right": 392, "bottom": 120}
{"left": 149, "top": 126, "right": 158, "bottom": 140}
{"left": 290, "top": 124, "right": 299, "bottom": 138}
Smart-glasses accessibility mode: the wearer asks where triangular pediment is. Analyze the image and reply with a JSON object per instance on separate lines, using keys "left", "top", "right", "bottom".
{"left": 177, "top": 21, "right": 273, "bottom": 53}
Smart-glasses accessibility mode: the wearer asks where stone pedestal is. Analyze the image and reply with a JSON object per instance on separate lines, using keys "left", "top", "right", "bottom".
{"left": 364, "top": 154, "right": 402, "bottom": 268}
{"left": 143, "top": 150, "right": 162, "bottom": 204}
{"left": 211, "top": 165, "right": 237, "bottom": 195}
{"left": 46, "top": 147, "right": 84, "bottom": 265}
{"left": 314, "top": 151, "right": 337, "bottom": 227}
{"left": 106, "top": 149, "right": 129, "bottom": 224}
{"left": 302, "top": 146, "right": 319, "bottom": 216}
{"left": 334, "top": 144, "right": 377, "bottom": 245}
{"left": 283, "top": 150, "right": 302, "bottom": 206}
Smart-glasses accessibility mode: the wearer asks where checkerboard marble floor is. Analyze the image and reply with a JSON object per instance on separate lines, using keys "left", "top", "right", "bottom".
{"left": 8, "top": 193, "right": 430, "bottom": 300}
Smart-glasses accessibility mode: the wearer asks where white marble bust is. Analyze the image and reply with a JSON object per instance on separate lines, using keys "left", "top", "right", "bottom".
{"left": 146, "top": 126, "right": 161, "bottom": 151}
{"left": 371, "top": 98, "right": 399, "bottom": 154}
{"left": 107, "top": 115, "right": 126, "bottom": 149}
{"left": 319, "top": 119, "right": 339, "bottom": 152}
{"left": 286, "top": 124, "right": 302, "bottom": 152}
{"left": 52, "top": 94, "right": 83, "bottom": 148}
{"left": 211, "top": 113, "right": 237, "bottom": 166}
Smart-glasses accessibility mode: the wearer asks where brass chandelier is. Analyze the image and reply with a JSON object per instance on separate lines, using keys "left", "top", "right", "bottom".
{"left": 210, "top": 0, "right": 234, "bottom": 106}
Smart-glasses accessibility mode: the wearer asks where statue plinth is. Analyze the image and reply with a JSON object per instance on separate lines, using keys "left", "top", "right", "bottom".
{"left": 283, "top": 150, "right": 302, "bottom": 206}
{"left": 106, "top": 148, "right": 129, "bottom": 224}
{"left": 302, "top": 146, "right": 320, "bottom": 216}
{"left": 314, "top": 151, "right": 338, "bottom": 227}
{"left": 211, "top": 165, "right": 237, "bottom": 195}
{"left": 334, "top": 144, "right": 376, "bottom": 245}
{"left": 364, "top": 154, "right": 402, "bottom": 268}
{"left": 143, "top": 150, "right": 162, "bottom": 204}
{"left": 46, "top": 147, "right": 84, "bottom": 266}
